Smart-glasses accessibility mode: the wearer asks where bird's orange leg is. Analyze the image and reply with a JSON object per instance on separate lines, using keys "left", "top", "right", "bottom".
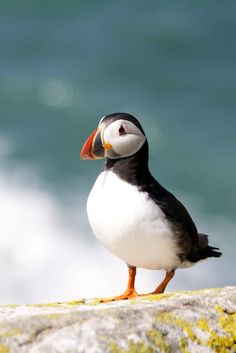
{"left": 99, "top": 266, "right": 139, "bottom": 303}
{"left": 150, "top": 270, "right": 175, "bottom": 295}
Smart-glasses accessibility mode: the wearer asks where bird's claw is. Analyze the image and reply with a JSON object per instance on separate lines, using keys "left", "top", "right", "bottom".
{"left": 97, "top": 289, "right": 139, "bottom": 303}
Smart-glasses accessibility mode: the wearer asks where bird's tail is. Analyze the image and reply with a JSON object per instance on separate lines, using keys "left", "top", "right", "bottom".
{"left": 187, "top": 233, "right": 222, "bottom": 263}
{"left": 194, "top": 244, "right": 222, "bottom": 260}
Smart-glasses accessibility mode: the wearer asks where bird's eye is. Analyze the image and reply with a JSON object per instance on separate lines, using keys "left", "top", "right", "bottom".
{"left": 119, "top": 125, "right": 126, "bottom": 135}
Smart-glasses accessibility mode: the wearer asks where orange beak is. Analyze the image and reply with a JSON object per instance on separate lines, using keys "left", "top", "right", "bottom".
{"left": 80, "top": 128, "right": 105, "bottom": 160}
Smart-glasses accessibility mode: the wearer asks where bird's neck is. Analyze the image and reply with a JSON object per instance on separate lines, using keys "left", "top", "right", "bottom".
{"left": 103, "top": 141, "right": 151, "bottom": 186}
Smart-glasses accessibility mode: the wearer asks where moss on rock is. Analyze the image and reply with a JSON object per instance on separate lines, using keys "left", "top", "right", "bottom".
{"left": 0, "top": 345, "right": 9, "bottom": 353}
{"left": 0, "top": 287, "right": 235, "bottom": 353}
{"left": 110, "top": 341, "right": 155, "bottom": 353}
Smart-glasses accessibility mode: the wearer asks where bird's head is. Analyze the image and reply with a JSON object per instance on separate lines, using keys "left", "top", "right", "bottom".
{"left": 80, "top": 113, "right": 147, "bottom": 160}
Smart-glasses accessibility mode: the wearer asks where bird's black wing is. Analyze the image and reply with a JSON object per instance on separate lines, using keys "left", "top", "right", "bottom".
{"left": 141, "top": 174, "right": 200, "bottom": 255}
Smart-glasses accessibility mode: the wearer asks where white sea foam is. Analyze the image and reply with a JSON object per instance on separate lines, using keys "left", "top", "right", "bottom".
{"left": 0, "top": 137, "right": 232, "bottom": 304}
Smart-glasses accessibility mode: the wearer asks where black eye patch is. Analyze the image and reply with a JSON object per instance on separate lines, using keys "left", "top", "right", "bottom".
{"left": 119, "top": 125, "right": 126, "bottom": 135}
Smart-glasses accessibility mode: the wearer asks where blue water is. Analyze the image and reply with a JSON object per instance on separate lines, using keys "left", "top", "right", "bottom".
{"left": 0, "top": 0, "right": 235, "bottom": 303}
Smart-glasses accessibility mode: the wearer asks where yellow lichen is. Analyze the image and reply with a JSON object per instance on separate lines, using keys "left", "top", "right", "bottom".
{"left": 156, "top": 311, "right": 200, "bottom": 342}
{"left": 1, "top": 327, "right": 23, "bottom": 337}
{"left": 140, "top": 288, "right": 219, "bottom": 302}
{"left": 196, "top": 306, "right": 236, "bottom": 353}
{"left": 66, "top": 299, "right": 85, "bottom": 305}
{"left": 207, "top": 332, "right": 235, "bottom": 353}
{"left": 197, "top": 319, "right": 210, "bottom": 332}
{"left": 139, "top": 293, "right": 175, "bottom": 302}
{"left": 175, "top": 318, "right": 201, "bottom": 344}
{"left": 28, "top": 302, "right": 63, "bottom": 308}
{"left": 179, "top": 337, "right": 190, "bottom": 353}
{"left": 0, "top": 345, "right": 9, "bottom": 353}
{"left": 3, "top": 304, "right": 17, "bottom": 309}
{"left": 147, "top": 329, "right": 172, "bottom": 353}
{"left": 177, "top": 288, "right": 221, "bottom": 296}
{"left": 206, "top": 305, "right": 236, "bottom": 353}
{"left": 154, "top": 311, "right": 203, "bottom": 353}
{"left": 44, "top": 314, "right": 62, "bottom": 320}
{"left": 219, "top": 312, "right": 236, "bottom": 340}
{"left": 109, "top": 341, "right": 154, "bottom": 353}
{"left": 109, "top": 342, "right": 123, "bottom": 353}
{"left": 26, "top": 299, "right": 86, "bottom": 308}
{"left": 155, "top": 311, "right": 173, "bottom": 323}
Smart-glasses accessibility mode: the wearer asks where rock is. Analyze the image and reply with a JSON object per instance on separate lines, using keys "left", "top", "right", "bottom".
{"left": 0, "top": 287, "right": 235, "bottom": 353}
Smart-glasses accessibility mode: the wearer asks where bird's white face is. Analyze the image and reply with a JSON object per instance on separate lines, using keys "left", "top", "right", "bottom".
{"left": 80, "top": 118, "right": 146, "bottom": 160}
{"left": 100, "top": 119, "right": 146, "bottom": 159}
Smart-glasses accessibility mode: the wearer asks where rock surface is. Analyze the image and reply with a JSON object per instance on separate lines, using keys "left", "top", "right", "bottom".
{"left": 0, "top": 287, "right": 235, "bottom": 353}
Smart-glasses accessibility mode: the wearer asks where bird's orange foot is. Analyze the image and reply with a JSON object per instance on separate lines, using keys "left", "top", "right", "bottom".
{"left": 98, "top": 289, "right": 139, "bottom": 303}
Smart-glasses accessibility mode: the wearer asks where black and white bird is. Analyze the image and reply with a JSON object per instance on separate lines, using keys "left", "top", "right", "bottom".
{"left": 80, "top": 113, "right": 222, "bottom": 301}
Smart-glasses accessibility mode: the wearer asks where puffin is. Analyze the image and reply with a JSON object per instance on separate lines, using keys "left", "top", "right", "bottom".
{"left": 80, "top": 112, "right": 222, "bottom": 301}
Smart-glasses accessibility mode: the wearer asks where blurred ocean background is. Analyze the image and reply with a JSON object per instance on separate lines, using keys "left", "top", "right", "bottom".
{"left": 0, "top": 0, "right": 235, "bottom": 304}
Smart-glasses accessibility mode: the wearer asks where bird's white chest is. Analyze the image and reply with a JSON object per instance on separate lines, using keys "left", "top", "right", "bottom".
{"left": 87, "top": 171, "right": 180, "bottom": 271}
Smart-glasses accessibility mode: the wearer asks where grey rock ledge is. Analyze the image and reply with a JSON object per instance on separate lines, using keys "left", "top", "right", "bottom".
{"left": 0, "top": 286, "right": 235, "bottom": 353}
